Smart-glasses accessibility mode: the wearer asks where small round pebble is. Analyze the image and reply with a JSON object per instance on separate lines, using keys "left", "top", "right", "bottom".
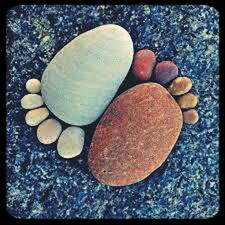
{"left": 26, "top": 79, "right": 41, "bottom": 93}
{"left": 37, "top": 119, "right": 62, "bottom": 144}
{"left": 132, "top": 49, "right": 156, "bottom": 81}
{"left": 183, "top": 109, "right": 199, "bottom": 124}
{"left": 178, "top": 93, "right": 198, "bottom": 109}
{"left": 168, "top": 76, "right": 192, "bottom": 95}
{"left": 57, "top": 126, "right": 85, "bottom": 159}
{"left": 21, "top": 94, "right": 43, "bottom": 109}
{"left": 25, "top": 107, "right": 49, "bottom": 126}
{"left": 154, "top": 61, "right": 178, "bottom": 85}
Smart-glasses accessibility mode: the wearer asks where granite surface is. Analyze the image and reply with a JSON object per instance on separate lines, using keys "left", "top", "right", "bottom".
{"left": 6, "top": 5, "right": 219, "bottom": 219}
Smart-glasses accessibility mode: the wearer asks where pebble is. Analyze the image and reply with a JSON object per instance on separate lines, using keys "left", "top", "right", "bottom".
{"left": 37, "top": 119, "right": 62, "bottom": 144}
{"left": 178, "top": 93, "right": 198, "bottom": 109}
{"left": 41, "top": 24, "right": 133, "bottom": 126}
{"left": 57, "top": 126, "right": 85, "bottom": 159}
{"left": 21, "top": 94, "right": 43, "bottom": 109}
{"left": 183, "top": 109, "right": 199, "bottom": 124}
{"left": 154, "top": 61, "right": 178, "bottom": 85}
{"left": 25, "top": 107, "right": 49, "bottom": 126}
{"left": 132, "top": 49, "right": 156, "bottom": 81}
{"left": 168, "top": 76, "right": 192, "bottom": 95}
{"left": 26, "top": 79, "right": 41, "bottom": 93}
{"left": 88, "top": 83, "right": 183, "bottom": 186}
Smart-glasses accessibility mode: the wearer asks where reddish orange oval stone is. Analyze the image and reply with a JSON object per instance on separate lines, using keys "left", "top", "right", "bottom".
{"left": 88, "top": 83, "right": 183, "bottom": 186}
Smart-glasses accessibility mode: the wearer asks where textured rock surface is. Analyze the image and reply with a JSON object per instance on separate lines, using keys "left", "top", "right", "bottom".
{"left": 6, "top": 5, "right": 219, "bottom": 219}
{"left": 88, "top": 83, "right": 183, "bottom": 186}
{"left": 41, "top": 24, "right": 133, "bottom": 126}
{"left": 57, "top": 126, "right": 85, "bottom": 159}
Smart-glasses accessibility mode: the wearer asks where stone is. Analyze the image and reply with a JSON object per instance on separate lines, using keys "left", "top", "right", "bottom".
{"left": 88, "top": 83, "right": 183, "bottom": 186}
{"left": 132, "top": 49, "right": 156, "bottom": 81}
{"left": 41, "top": 24, "right": 134, "bottom": 126}
{"left": 154, "top": 61, "right": 178, "bottom": 85}
{"left": 168, "top": 76, "right": 192, "bottom": 95}
{"left": 26, "top": 79, "right": 41, "bottom": 93}
{"left": 37, "top": 119, "right": 62, "bottom": 144}
{"left": 178, "top": 93, "right": 198, "bottom": 109}
{"left": 21, "top": 94, "right": 43, "bottom": 109}
{"left": 57, "top": 126, "right": 85, "bottom": 159}
{"left": 183, "top": 109, "right": 199, "bottom": 124}
{"left": 25, "top": 107, "right": 49, "bottom": 126}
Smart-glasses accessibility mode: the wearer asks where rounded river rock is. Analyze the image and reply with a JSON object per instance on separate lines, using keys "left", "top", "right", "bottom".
{"left": 88, "top": 83, "right": 183, "bottom": 186}
{"left": 41, "top": 24, "right": 133, "bottom": 126}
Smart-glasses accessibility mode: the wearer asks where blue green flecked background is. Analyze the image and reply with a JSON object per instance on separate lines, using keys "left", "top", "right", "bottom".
{"left": 6, "top": 5, "right": 219, "bottom": 219}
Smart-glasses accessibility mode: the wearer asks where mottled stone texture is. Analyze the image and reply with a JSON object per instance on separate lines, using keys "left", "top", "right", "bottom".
{"left": 89, "top": 83, "right": 182, "bottom": 186}
{"left": 6, "top": 5, "right": 219, "bottom": 219}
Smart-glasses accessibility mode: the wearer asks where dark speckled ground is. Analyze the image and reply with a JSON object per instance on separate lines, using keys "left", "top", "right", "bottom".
{"left": 6, "top": 5, "right": 219, "bottom": 219}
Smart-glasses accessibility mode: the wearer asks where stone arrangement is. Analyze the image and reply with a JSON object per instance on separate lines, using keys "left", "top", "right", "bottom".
{"left": 20, "top": 24, "right": 199, "bottom": 186}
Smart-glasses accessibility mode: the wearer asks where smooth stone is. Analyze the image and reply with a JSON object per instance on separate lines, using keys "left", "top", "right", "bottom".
{"left": 168, "top": 76, "right": 192, "bottom": 96}
{"left": 26, "top": 79, "right": 41, "bottom": 93}
{"left": 132, "top": 49, "right": 156, "bottom": 81}
{"left": 41, "top": 24, "right": 134, "bottom": 126}
{"left": 57, "top": 126, "right": 85, "bottom": 159}
{"left": 25, "top": 107, "right": 49, "bottom": 126}
{"left": 37, "top": 119, "right": 62, "bottom": 144}
{"left": 154, "top": 61, "right": 178, "bottom": 85}
{"left": 21, "top": 94, "right": 43, "bottom": 109}
{"left": 178, "top": 93, "right": 198, "bottom": 109}
{"left": 88, "top": 83, "right": 183, "bottom": 186}
{"left": 183, "top": 109, "right": 199, "bottom": 124}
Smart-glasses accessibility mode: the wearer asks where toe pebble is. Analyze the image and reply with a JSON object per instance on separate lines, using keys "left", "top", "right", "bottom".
{"left": 25, "top": 107, "right": 49, "bottom": 126}
{"left": 57, "top": 126, "right": 85, "bottom": 159}
{"left": 26, "top": 79, "right": 41, "bottom": 93}
{"left": 168, "top": 76, "right": 192, "bottom": 95}
{"left": 178, "top": 93, "right": 198, "bottom": 109}
{"left": 37, "top": 119, "right": 62, "bottom": 144}
{"left": 21, "top": 94, "right": 43, "bottom": 109}
{"left": 183, "top": 109, "right": 199, "bottom": 124}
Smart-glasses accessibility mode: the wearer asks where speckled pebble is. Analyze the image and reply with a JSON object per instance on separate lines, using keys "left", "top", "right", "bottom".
{"left": 25, "top": 107, "right": 49, "bottom": 126}
{"left": 57, "top": 126, "right": 85, "bottom": 159}
{"left": 37, "top": 119, "right": 62, "bottom": 144}
{"left": 132, "top": 49, "right": 156, "bottom": 81}
{"left": 168, "top": 77, "right": 192, "bottom": 95}
{"left": 154, "top": 61, "right": 178, "bottom": 85}
{"left": 183, "top": 109, "right": 199, "bottom": 124}
{"left": 26, "top": 79, "right": 41, "bottom": 93}
{"left": 88, "top": 83, "right": 183, "bottom": 186}
{"left": 21, "top": 94, "right": 43, "bottom": 109}
{"left": 178, "top": 93, "right": 198, "bottom": 109}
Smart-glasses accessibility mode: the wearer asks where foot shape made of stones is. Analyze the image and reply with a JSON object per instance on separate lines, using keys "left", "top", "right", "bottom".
{"left": 20, "top": 25, "right": 199, "bottom": 186}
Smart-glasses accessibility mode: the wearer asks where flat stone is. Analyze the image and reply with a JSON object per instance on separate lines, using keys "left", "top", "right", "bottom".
{"left": 21, "top": 94, "right": 43, "bottom": 109}
{"left": 26, "top": 79, "right": 41, "bottom": 93}
{"left": 25, "top": 107, "right": 49, "bottom": 126}
{"left": 57, "top": 126, "right": 85, "bottom": 159}
{"left": 41, "top": 24, "right": 133, "bottom": 126}
{"left": 88, "top": 83, "right": 183, "bottom": 186}
{"left": 37, "top": 119, "right": 62, "bottom": 144}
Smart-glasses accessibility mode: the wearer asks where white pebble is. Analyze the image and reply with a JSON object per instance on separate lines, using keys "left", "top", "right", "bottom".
{"left": 21, "top": 94, "right": 43, "bottom": 109}
{"left": 26, "top": 79, "right": 41, "bottom": 93}
{"left": 57, "top": 126, "right": 85, "bottom": 159}
{"left": 25, "top": 107, "right": 49, "bottom": 126}
{"left": 37, "top": 119, "right": 62, "bottom": 144}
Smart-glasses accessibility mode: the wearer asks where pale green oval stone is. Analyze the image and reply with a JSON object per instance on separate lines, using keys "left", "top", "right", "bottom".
{"left": 41, "top": 24, "right": 133, "bottom": 125}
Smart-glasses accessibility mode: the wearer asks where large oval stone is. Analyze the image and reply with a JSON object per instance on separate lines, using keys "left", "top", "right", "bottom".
{"left": 88, "top": 83, "right": 183, "bottom": 186}
{"left": 41, "top": 24, "right": 133, "bottom": 126}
